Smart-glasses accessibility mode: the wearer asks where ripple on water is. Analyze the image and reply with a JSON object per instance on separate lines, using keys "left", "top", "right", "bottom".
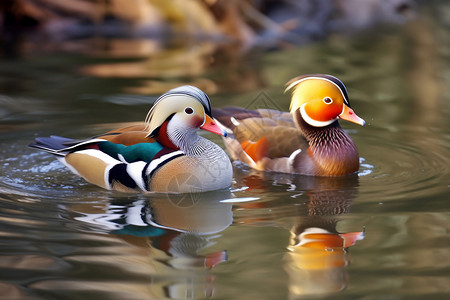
{"left": 2, "top": 125, "right": 448, "bottom": 206}
{"left": 0, "top": 143, "right": 106, "bottom": 201}
{"left": 356, "top": 125, "right": 450, "bottom": 203}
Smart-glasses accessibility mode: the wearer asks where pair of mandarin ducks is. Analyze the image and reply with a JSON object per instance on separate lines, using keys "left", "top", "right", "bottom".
{"left": 30, "top": 74, "right": 365, "bottom": 193}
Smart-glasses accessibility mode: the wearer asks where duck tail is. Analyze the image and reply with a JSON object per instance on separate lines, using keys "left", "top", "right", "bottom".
{"left": 28, "top": 136, "right": 75, "bottom": 156}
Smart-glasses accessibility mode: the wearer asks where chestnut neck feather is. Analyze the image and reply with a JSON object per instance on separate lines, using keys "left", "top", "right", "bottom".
{"left": 156, "top": 121, "right": 179, "bottom": 150}
{"left": 293, "top": 110, "right": 359, "bottom": 175}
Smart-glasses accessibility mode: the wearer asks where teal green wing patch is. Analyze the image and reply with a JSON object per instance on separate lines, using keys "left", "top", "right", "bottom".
{"left": 98, "top": 141, "right": 164, "bottom": 163}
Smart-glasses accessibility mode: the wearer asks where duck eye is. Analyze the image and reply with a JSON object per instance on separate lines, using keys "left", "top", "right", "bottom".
{"left": 184, "top": 107, "right": 194, "bottom": 114}
{"left": 323, "top": 97, "right": 333, "bottom": 104}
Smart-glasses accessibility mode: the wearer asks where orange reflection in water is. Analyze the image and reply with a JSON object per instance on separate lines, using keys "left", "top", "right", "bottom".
{"left": 235, "top": 171, "right": 365, "bottom": 297}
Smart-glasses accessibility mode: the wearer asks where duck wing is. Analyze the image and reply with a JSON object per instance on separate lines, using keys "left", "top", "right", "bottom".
{"left": 213, "top": 107, "right": 308, "bottom": 161}
{"left": 28, "top": 124, "right": 183, "bottom": 192}
{"left": 94, "top": 124, "right": 155, "bottom": 146}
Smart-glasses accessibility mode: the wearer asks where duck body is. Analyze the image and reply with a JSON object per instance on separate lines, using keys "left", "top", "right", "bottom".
{"left": 213, "top": 74, "right": 365, "bottom": 176}
{"left": 29, "top": 86, "right": 233, "bottom": 193}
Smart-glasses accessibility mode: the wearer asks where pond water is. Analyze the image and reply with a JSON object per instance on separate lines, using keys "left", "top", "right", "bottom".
{"left": 1, "top": 7, "right": 450, "bottom": 300}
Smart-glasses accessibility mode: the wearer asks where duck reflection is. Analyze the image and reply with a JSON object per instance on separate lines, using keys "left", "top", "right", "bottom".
{"left": 236, "top": 171, "right": 364, "bottom": 297}
{"left": 65, "top": 190, "right": 232, "bottom": 299}
{"left": 285, "top": 176, "right": 364, "bottom": 297}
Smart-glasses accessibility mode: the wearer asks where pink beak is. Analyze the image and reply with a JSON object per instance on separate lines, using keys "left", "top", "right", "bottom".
{"left": 339, "top": 104, "right": 365, "bottom": 126}
{"left": 200, "top": 115, "right": 227, "bottom": 136}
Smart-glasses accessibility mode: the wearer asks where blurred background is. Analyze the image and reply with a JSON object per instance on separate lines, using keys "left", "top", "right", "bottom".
{"left": 1, "top": 1, "right": 449, "bottom": 300}
{"left": 0, "top": 0, "right": 419, "bottom": 96}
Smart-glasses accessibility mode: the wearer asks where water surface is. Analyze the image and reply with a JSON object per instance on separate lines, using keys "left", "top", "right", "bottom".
{"left": 1, "top": 8, "right": 450, "bottom": 300}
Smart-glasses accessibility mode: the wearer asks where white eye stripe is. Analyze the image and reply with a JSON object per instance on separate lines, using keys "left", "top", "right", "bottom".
{"left": 323, "top": 97, "right": 333, "bottom": 104}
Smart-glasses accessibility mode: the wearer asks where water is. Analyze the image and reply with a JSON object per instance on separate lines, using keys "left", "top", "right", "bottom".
{"left": 1, "top": 7, "right": 450, "bottom": 300}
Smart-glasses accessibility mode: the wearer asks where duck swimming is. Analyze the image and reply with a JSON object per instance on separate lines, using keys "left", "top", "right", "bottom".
{"left": 213, "top": 74, "right": 365, "bottom": 176}
{"left": 29, "top": 86, "right": 233, "bottom": 193}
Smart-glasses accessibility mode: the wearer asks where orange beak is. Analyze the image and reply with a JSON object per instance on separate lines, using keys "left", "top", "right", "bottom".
{"left": 200, "top": 115, "right": 227, "bottom": 136}
{"left": 339, "top": 104, "right": 365, "bottom": 126}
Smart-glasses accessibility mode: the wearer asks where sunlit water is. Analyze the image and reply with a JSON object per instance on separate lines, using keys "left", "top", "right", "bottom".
{"left": 1, "top": 8, "right": 450, "bottom": 300}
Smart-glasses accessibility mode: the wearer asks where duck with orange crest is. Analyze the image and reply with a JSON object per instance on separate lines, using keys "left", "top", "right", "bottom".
{"left": 29, "top": 86, "right": 233, "bottom": 193}
{"left": 213, "top": 74, "right": 365, "bottom": 176}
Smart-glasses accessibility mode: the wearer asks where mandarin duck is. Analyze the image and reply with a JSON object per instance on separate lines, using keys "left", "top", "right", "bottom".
{"left": 213, "top": 74, "right": 365, "bottom": 176}
{"left": 29, "top": 86, "right": 233, "bottom": 193}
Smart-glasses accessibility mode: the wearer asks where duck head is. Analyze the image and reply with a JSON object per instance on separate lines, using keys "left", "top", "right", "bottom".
{"left": 286, "top": 74, "right": 365, "bottom": 127}
{"left": 145, "top": 86, "right": 225, "bottom": 149}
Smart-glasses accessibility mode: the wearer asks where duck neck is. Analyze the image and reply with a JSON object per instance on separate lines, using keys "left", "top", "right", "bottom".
{"left": 293, "top": 110, "right": 359, "bottom": 175}
{"left": 156, "top": 121, "right": 180, "bottom": 150}
{"left": 155, "top": 120, "right": 200, "bottom": 153}
{"left": 170, "top": 130, "right": 200, "bottom": 154}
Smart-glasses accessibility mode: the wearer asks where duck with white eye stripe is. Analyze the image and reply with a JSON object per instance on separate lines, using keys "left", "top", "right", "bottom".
{"left": 213, "top": 74, "right": 365, "bottom": 176}
{"left": 29, "top": 86, "right": 233, "bottom": 193}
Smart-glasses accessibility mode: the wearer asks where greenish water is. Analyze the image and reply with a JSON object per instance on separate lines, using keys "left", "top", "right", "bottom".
{"left": 1, "top": 10, "right": 450, "bottom": 300}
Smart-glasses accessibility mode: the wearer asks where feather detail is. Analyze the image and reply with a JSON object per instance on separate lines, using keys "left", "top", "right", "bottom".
{"left": 145, "top": 85, "right": 212, "bottom": 136}
{"left": 293, "top": 110, "right": 359, "bottom": 176}
{"left": 213, "top": 75, "right": 361, "bottom": 176}
{"left": 155, "top": 120, "right": 179, "bottom": 150}
{"left": 241, "top": 137, "right": 269, "bottom": 163}
{"left": 29, "top": 85, "right": 232, "bottom": 192}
